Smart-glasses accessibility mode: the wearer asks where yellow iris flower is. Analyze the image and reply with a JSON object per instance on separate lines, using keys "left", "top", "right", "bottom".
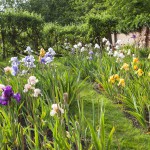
{"left": 108, "top": 74, "right": 120, "bottom": 84}
{"left": 108, "top": 75, "right": 115, "bottom": 84}
{"left": 114, "top": 74, "right": 120, "bottom": 80}
{"left": 133, "top": 58, "right": 139, "bottom": 64}
{"left": 137, "top": 69, "right": 144, "bottom": 76}
{"left": 118, "top": 78, "right": 125, "bottom": 87}
{"left": 40, "top": 48, "right": 46, "bottom": 57}
{"left": 133, "top": 65, "right": 138, "bottom": 70}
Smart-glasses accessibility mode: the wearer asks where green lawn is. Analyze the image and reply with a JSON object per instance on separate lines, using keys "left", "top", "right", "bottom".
{"left": 81, "top": 84, "right": 150, "bottom": 149}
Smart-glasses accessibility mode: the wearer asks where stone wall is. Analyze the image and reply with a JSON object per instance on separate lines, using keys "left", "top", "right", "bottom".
{"left": 111, "top": 27, "right": 150, "bottom": 48}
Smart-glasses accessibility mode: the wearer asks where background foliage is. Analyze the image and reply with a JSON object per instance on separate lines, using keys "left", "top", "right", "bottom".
{"left": 0, "top": 0, "right": 150, "bottom": 56}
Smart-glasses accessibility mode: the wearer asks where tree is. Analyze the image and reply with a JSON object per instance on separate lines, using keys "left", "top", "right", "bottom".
{"left": 106, "top": 0, "right": 150, "bottom": 32}
{"left": 0, "top": 10, "right": 44, "bottom": 57}
{"left": 87, "top": 14, "right": 117, "bottom": 45}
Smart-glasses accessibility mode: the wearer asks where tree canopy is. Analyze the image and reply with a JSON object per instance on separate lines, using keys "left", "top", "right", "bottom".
{"left": 1, "top": 0, "right": 149, "bottom": 31}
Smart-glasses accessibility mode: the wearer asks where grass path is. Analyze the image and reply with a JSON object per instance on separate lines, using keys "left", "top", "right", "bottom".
{"left": 81, "top": 83, "right": 150, "bottom": 149}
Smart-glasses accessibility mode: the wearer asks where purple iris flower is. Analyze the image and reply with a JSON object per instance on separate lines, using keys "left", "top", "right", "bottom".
{"left": 48, "top": 47, "right": 56, "bottom": 56}
{"left": 89, "top": 50, "right": 94, "bottom": 55}
{"left": 11, "top": 65, "right": 19, "bottom": 76}
{"left": 131, "top": 34, "right": 136, "bottom": 39}
{"left": 10, "top": 57, "right": 20, "bottom": 66}
{"left": 22, "top": 55, "right": 36, "bottom": 68}
{"left": 0, "top": 86, "right": 21, "bottom": 105}
{"left": 9, "top": 57, "right": 20, "bottom": 76}
{"left": 89, "top": 56, "right": 93, "bottom": 60}
{"left": 3, "top": 86, "right": 14, "bottom": 98}
{"left": 0, "top": 97, "right": 9, "bottom": 105}
{"left": 24, "top": 46, "right": 33, "bottom": 55}
{"left": 13, "top": 93, "right": 21, "bottom": 102}
{"left": 40, "top": 52, "right": 54, "bottom": 64}
{"left": 41, "top": 57, "right": 46, "bottom": 64}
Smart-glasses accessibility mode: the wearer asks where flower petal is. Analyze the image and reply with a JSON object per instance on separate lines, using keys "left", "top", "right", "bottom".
{"left": 0, "top": 96, "right": 9, "bottom": 105}
{"left": 13, "top": 93, "right": 21, "bottom": 102}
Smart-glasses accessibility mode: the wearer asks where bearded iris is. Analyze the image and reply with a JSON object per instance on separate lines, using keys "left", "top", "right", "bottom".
{"left": 88, "top": 50, "right": 94, "bottom": 60}
{"left": 0, "top": 86, "right": 21, "bottom": 105}
{"left": 40, "top": 48, "right": 56, "bottom": 64}
{"left": 108, "top": 74, "right": 120, "bottom": 84}
{"left": 48, "top": 47, "right": 56, "bottom": 56}
{"left": 137, "top": 69, "right": 144, "bottom": 76}
{"left": 133, "top": 58, "right": 139, "bottom": 64}
{"left": 4, "top": 66, "right": 12, "bottom": 74}
{"left": 39, "top": 48, "right": 46, "bottom": 62}
{"left": 50, "top": 104, "right": 64, "bottom": 116}
{"left": 10, "top": 57, "right": 20, "bottom": 66}
{"left": 118, "top": 78, "right": 125, "bottom": 87}
{"left": 89, "top": 50, "right": 94, "bottom": 55}
{"left": 24, "top": 46, "right": 33, "bottom": 55}
{"left": 41, "top": 53, "right": 54, "bottom": 64}
{"left": 108, "top": 75, "right": 115, "bottom": 84}
{"left": 22, "top": 55, "right": 36, "bottom": 68}
{"left": 40, "top": 48, "right": 46, "bottom": 57}
{"left": 121, "top": 63, "right": 129, "bottom": 71}
{"left": 11, "top": 65, "right": 19, "bottom": 76}
{"left": 9, "top": 57, "right": 20, "bottom": 76}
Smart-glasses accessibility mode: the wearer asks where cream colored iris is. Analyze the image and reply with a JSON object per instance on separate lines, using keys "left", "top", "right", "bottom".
{"left": 121, "top": 63, "right": 129, "bottom": 71}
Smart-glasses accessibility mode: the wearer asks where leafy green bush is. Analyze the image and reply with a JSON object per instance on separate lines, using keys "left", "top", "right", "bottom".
{"left": 0, "top": 10, "right": 44, "bottom": 58}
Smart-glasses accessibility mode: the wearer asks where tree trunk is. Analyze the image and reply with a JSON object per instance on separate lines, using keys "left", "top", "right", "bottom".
{"left": 108, "top": 31, "right": 112, "bottom": 44}
{"left": 114, "top": 31, "right": 117, "bottom": 43}
{"left": 145, "top": 27, "right": 149, "bottom": 47}
{"left": 1, "top": 28, "right": 6, "bottom": 59}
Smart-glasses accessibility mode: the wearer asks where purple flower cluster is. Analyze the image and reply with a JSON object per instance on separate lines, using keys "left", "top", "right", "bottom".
{"left": 40, "top": 47, "right": 56, "bottom": 64}
{"left": 0, "top": 86, "right": 21, "bottom": 105}
{"left": 41, "top": 52, "right": 54, "bottom": 64}
{"left": 88, "top": 50, "right": 94, "bottom": 60}
{"left": 11, "top": 65, "right": 19, "bottom": 76}
{"left": 10, "top": 57, "right": 20, "bottom": 76}
{"left": 22, "top": 55, "right": 36, "bottom": 68}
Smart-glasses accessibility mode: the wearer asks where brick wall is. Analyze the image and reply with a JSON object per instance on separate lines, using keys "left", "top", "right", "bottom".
{"left": 111, "top": 27, "right": 150, "bottom": 48}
